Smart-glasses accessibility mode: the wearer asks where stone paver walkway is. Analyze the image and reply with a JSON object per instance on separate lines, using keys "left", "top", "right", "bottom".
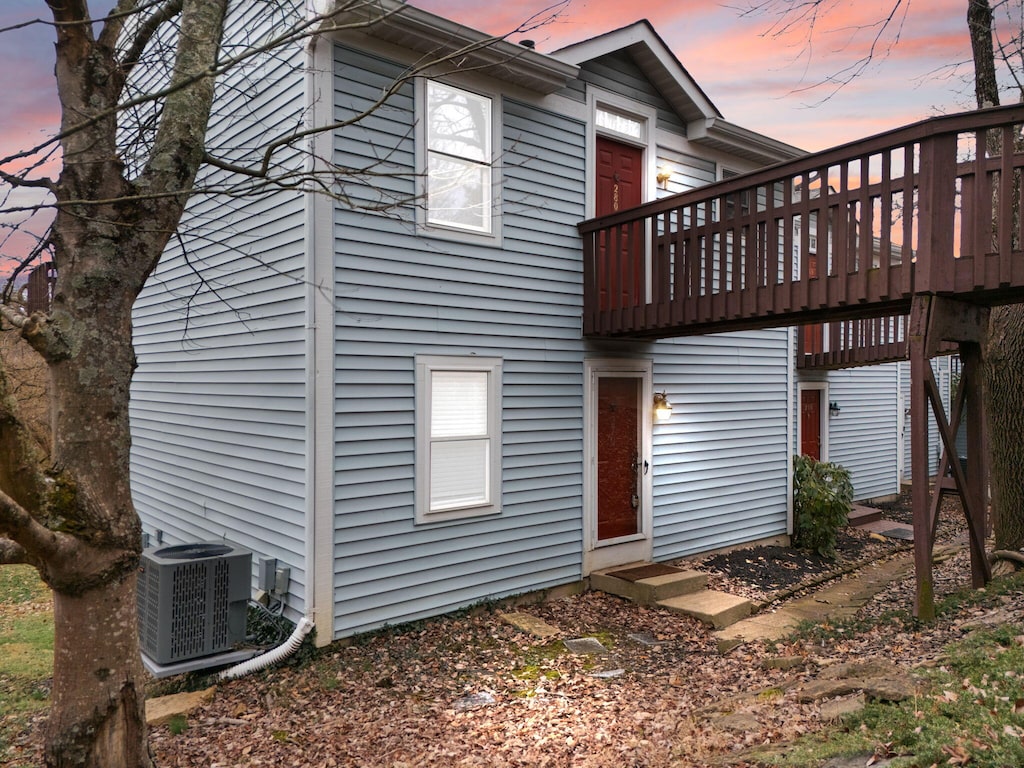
{"left": 713, "top": 543, "right": 963, "bottom": 652}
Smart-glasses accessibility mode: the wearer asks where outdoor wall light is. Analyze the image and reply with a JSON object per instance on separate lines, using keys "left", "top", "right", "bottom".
{"left": 656, "top": 166, "right": 672, "bottom": 187}
{"left": 829, "top": 401, "right": 841, "bottom": 416}
{"left": 653, "top": 391, "right": 673, "bottom": 421}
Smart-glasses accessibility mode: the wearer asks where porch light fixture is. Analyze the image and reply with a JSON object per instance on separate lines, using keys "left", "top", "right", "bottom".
{"left": 656, "top": 166, "right": 672, "bottom": 187}
{"left": 653, "top": 391, "right": 673, "bottom": 421}
{"left": 829, "top": 401, "right": 841, "bottom": 416}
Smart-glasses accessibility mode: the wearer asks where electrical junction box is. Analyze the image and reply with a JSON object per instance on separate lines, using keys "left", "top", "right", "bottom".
{"left": 137, "top": 542, "right": 251, "bottom": 665}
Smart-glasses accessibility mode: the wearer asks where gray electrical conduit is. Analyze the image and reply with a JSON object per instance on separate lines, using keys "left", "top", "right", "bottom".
{"left": 218, "top": 617, "right": 316, "bottom": 680}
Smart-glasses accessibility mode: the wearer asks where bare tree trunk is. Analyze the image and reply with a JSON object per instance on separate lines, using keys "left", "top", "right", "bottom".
{"left": 45, "top": 578, "right": 150, "bottom": 768}
{"left": 0, "top": 2, "right": 228, "bottom": 764}
{"left": 986, "top": 307, "right": 1024, "bottom": 549}
{"left": 970, "top": 0, "right": 1024, "bottom": 552}
{"left": 40, "top": 300, "right": 149, "bottom": 767}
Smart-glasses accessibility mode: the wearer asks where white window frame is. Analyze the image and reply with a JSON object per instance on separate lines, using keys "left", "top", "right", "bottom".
{"left": 416, "top": 78, "right": 502, "bottom": 245}
{"left": 415, "top": 355, "right": 502, "bottom": 523}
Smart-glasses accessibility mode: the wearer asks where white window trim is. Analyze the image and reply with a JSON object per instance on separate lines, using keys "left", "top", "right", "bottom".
{"left": 415, "top": 77, "right": 503, "bottom": 246}
{"left": 585, "top": 87, "right": 658, "bottom": 220}
{"left": 415, "top": 355, "right": 502, "bottom": 523}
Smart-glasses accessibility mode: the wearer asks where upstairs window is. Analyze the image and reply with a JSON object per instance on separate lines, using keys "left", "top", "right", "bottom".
{"left": 425, "top": 81, "right": 493, "bottom": 234}
{"left": 415, "top": 356, "right": 502, "bottom": 522}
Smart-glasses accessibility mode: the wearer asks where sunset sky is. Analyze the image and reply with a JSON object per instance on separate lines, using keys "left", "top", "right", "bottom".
{"left": 0, "top": 1, "right": 997, "bottom": 204}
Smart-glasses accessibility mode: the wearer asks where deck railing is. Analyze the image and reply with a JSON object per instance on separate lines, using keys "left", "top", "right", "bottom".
{"left": 580, "top": 104, "right": 1024, "bottom": 341}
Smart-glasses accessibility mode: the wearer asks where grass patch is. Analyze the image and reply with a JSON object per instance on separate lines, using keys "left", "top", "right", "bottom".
{"left": 0, "top": 565, "right": 49, "bottom": 606}
{"left": 0, "top": 613, "right": 55, "bottom": 681}
{"left": 0, "top": 566, "right": 53, "bottom": 767}
{"left": 753, "top": 573, "right": 1024, "bottom": 767}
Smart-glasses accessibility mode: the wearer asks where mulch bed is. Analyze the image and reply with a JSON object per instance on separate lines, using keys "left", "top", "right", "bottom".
{"left": 683, "top": 486, "right": 968, "bottom": 604}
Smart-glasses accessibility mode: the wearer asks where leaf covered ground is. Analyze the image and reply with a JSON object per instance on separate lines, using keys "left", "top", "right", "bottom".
{"left": 4, "top": 491, "right": 1018, "bottom": 768}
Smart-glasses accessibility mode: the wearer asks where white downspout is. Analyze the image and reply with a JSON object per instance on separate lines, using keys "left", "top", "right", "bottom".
{"left": 304, "top": 21, "right": 338, "bottom": 647}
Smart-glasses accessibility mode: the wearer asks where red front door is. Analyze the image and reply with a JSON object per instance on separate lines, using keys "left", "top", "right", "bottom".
{"left": 595, "top": 136, "right": 644, "bottom": 311}
{"left": 800, "top": 389, "right": 822, "bottom": 460}
{"left": 597, "top": 376, "right": 642, "bottom": 540}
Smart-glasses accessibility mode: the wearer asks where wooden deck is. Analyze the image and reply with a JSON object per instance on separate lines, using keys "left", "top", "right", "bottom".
{"left": 579, "top": 104, "right": 1024, "bottom": 620}
{"left": 580, "top": 103, "right": 1024, "bottom": 350}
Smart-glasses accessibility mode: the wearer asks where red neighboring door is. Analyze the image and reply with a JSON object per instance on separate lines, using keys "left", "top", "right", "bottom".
{"left": 800, "top": 389, "right": 822, "bottom": 460}
{"left": 802, "top": 252, "right": 824, "bottom": 354}
{"left": 597, "top": 376, "right": 641, "bottom": 540}
{"left": 595, "top": 136, "right": 644, "bottom": 311}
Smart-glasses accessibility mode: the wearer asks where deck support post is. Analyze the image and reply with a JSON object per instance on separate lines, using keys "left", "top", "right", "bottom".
{"left": 908, "top": 296, "right": 935, "bottom": 620}
{"left": 909, "top": 295, "right": 991, "bottom": 619}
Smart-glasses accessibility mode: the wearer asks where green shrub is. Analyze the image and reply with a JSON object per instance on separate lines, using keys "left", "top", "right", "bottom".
{"left": 792, "top": 454, "right": 853, "bottom": 559}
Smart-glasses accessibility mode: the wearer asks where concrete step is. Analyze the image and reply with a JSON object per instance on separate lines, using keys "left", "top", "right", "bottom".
{"left": 591, "top": 563, "right": 708, "bottom": 606}
{"left": 847, "top": 503, "right": 883, "bottom": 527}
{"left": 657, "top": 590, "right": 753, "bottom": 629}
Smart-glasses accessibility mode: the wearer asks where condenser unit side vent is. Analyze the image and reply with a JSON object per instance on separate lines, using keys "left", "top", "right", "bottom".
{"left": 138, "top": 542, "right": 251, "bottom": 665}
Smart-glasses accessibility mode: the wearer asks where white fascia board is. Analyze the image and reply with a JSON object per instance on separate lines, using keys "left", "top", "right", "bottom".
{"left": 326, "top": 0, "right": 578, "bottom": 94}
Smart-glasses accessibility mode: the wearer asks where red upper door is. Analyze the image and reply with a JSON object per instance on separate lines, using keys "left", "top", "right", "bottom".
{"left": 800, "top": 389, "right": 822, "bottom": 460}
{"left": 595, "top": 136, "right": 644, "bottom": 310}
{"left": 596, "top": 136, "right": 643, "bottom": 216}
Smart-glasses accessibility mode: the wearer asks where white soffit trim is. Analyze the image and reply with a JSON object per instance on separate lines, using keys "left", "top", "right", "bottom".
{"left": 327, "top": 0, "right": 578, "bottom": 94}
{"left": 552, "top": 20, "right": 721, "bottom": 124}
{"left": 689, "top": 117, "right": 806, "bottom": 166}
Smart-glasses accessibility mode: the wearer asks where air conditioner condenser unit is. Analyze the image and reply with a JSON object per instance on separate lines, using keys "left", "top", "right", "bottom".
{"left": 137, "top": 542, "right": 251, "bottom": 665}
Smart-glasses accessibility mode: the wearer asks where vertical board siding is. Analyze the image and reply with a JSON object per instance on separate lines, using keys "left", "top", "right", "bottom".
{"left": 129, "top": 8, "right": 310, "bottom": 614}
{"left": 331, "top": 45, "right": 588, "bottom": 637}
{"left": 650, "top": 330, "right": 791, "bottom": 558}
{"left": 826, "top": 364, "right": 900, "bottom": 500}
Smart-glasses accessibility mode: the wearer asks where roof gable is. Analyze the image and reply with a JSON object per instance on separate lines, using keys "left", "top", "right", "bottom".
{"left": 552, "top": 20, "right": 721, "bottom": 124}
{"left": 553, "top": 20, "right": 804, "bottom": 165}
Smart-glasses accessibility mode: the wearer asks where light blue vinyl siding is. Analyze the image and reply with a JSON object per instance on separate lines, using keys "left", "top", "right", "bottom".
{"left": 130, "top": 9, "right": 310, "bottom": 614}
{"left": 328, "top": 42, "right": 796, "bottom": 638}
{"left": 825, "top": 364, "right": 901, "bottom": 500}
{"left": 650, "top": 330, "right": 791, "bottom": 557}
{"left": 331, "top": 45, "right": 587, "bottom": 636}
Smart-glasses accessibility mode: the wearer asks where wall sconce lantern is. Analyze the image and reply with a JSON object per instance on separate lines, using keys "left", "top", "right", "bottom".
{"left": 653, "top": 391, "right": 673, "bottom": 421}
{"left": 829, "top": 401, "right": 841, "bottom": 416}
{"left": 656, "top": 166, "right": 672, "bottom": 188}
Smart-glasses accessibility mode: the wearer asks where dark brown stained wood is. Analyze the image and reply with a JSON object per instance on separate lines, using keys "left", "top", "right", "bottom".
{"left": 579, "top": 104, "right": 1024, "bottom": 344}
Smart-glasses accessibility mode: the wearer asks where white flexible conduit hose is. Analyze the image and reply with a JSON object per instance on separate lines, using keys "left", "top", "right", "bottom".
{"left": 218, "top": 617, "right": 316, "bottom": 680}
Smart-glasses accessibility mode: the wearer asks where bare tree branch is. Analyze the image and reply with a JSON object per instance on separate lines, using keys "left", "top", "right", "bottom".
{"left": 734, "top": 0, "right": 911, "bottom": 105}
{"left": 0, "top": 487, "right": 63, "bottom": 564}
{"left": 0, "top": 535, "right": 34, "bottom": 566}
{"left": 118, "top": 0, "right": 184, "bottom": 76}
{"left": 0, "top": 304, "right": 70, "bottom": 362}
{"left": 0, "top": 169, "right": 55, "bottom": 191}
{"left": 0, "top": 2, "right": 398, "bottom": 171}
